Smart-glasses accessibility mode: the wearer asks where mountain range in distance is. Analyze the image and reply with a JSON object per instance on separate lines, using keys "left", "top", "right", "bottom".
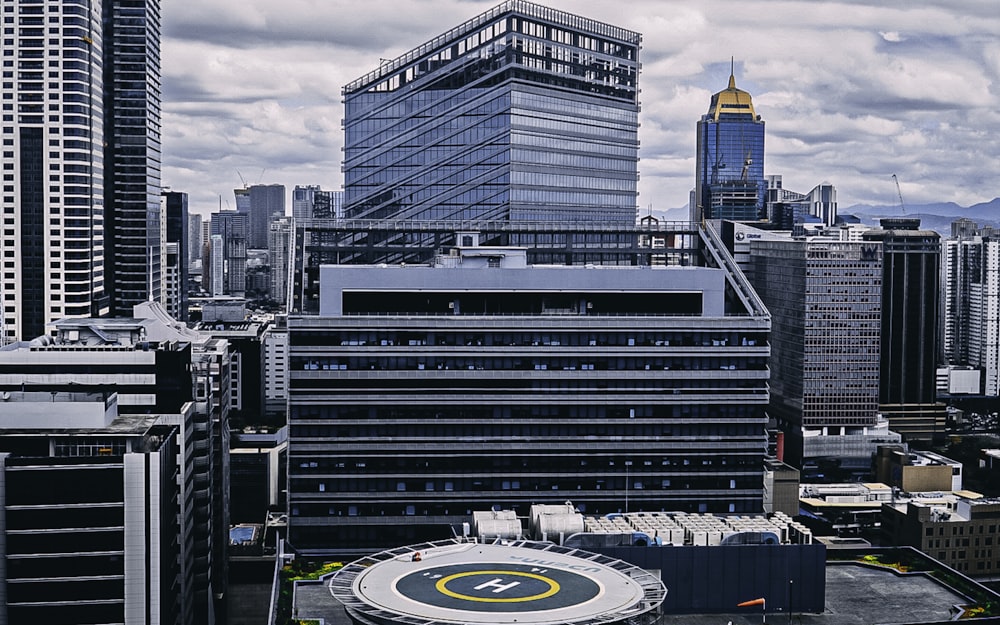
{"left": 652, "top": 198, "right": 1000, "bottom": 236}
{"left": 840, "top": 197, "right": 1000, "bottom": 235}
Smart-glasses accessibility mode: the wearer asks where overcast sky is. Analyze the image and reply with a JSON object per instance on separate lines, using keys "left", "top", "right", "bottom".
{"left": 161, "top": 0, "right": 999, "bottom": 217}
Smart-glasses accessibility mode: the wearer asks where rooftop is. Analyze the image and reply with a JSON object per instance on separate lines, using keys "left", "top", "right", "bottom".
{"left": 291, "top": 550, "right": 985, "bottom": 625}
{"left": 676, "top": 562, "right": 969, "bottom": 625}
{"left": 344, "top": 0, "right": 641, "bottom": 93}
{"left": 302, "top": 540, "right": 664, "bottom": 625}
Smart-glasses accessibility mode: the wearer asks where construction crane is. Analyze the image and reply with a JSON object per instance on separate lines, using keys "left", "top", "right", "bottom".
{"left": 891, "top": 174, "right": 906, "bottom": 215}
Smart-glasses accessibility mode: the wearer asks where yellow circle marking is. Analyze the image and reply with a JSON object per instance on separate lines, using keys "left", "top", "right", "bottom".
{"left": 435, "top": 570, "right": 560, "bottom": 603}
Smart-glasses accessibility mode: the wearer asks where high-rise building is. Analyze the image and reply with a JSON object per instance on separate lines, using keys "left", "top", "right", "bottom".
{"left": 162, "top": 191, "right": 189, "bottom": 320}
{"left": 941, "top": 223, "right": 981, "bottom": 368}
{"left": 210, "top": 210, "right": 249, "bottom": 296}
{"left": 863, "top": 218, "right": 946, "bottom": 441}
{"left": 292, "top": 184, "right": 321, "bottom": 221}
{"left": 695, "top": 69, "right": 765, "bottom": 223}
{"left": 189, "top": 212, "right": 204, "bottom": 268}
{"left": 209, "top": 234, "right": 225, "bottom": 297}
{"left": 1, "top": 0, "right": 109, "bottom": 342}
{"left": 342, "top": 0, "right": 640, "bottom": 223}
{"left": 247, "top": 183, "right": 285, "bottom": 249}
{"left": 103, "top": 0, "right": 162, "bottom": 315}
{"left": 268, "top": 216, "right": 293, "bottom": 307}
{"left": 234, "top": 186, "right": 250, "bottom": 212}
{"left": 1, "top": 0, "right": 162, "bottom": 341}
{"left": 807, "top": 182, "right": 838, "bottom": 227}
{"left": 286, "top": 222, "right": 771, "bottom": 555}
{"left": 972, "top": 241, "right": 999, "bottom": 394}
{"left": 745, "top": 232, "right": 897, "bottom": 473}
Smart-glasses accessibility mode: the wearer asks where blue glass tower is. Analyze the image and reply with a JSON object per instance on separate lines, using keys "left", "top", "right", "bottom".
{"left": 694, "top": 70, "right": 765, "bottom": 222}
{"left": 343, "top": 1, "right": 640, "bottom": 223}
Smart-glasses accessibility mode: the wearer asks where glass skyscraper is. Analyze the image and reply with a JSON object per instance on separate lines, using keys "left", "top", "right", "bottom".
{"left": 103, "top": 0, "right": 162, "bottom": 315}
{"left": 343, "top": 0, "right": 640, "bottom": 223}
{"left": 694, "top": 71, "right": 765, "bottom": 222}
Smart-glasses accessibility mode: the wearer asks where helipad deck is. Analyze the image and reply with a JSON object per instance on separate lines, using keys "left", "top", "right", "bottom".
{"left": 328, "top": 539, "right": 666, "bottom": 625}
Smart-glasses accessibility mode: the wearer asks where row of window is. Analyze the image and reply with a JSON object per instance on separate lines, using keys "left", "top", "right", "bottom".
{"left": 292, "top": 330, "right": 764, "bottom": 348}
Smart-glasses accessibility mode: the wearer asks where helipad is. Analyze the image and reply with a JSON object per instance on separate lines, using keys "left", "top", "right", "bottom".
{"left": 329, "top": 539, "right": 666, "bottom": 625}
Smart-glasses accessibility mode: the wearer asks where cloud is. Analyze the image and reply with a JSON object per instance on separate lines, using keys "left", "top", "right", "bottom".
{"left": 161, "top": 0, "right": 1000, "bottom": 213}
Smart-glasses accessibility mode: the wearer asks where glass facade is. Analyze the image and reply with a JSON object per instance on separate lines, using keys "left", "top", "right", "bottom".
{"left": 343, "top": 1, "right": 640, "bottom": 223}
{"left": 104, "top": 0, "right": 162, "bottom": 315}
{"left": 695, "top": 74, "right": 765, "bottom": 222}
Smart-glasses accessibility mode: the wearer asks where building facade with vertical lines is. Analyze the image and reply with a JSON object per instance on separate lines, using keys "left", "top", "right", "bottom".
{"left": 1, "top": 0, "right": 161, "bottom": 341}
{"left": 103, "top": 0, "right": 162, "bottom": 315}
{"left": 2, "top": 0, "right": 110, "bottom": 342}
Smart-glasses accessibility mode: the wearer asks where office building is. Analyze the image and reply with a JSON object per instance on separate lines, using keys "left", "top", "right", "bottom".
{"left": 342, "top": 0, "right": 640, "bottom": 223}
{"left": 268, "top": 216, "right": 293, "bottom": 307}
{"left": 941, "top": 231, "right": 979, "bottom": 367}
{"left": 189, "top": 212, "right": 204, "bottom": 267}
{"left": 263, "top": 315, "right": 289, "bottom": 418}
{"left": 292, "top": 184, "right": 321, "bottom": 221}
{"left": 0, "top": 393, "right": 187, "bottom": 625}
{"left": 103, "top": 0, "right": 162, "bottom": 315}
{"left": 230, "top": 426, "right": 287, "bottom": 524}
{"left": 863, "top": 219, "right": 946, "bottom": 441}
{"left": 694, "top": 69, "right": 765, "bottom": 223}
{"left": 209, "top": 234, "right": 225, "bottom": 297}
{"left": 1, "top": 0, "right": 163, "bottom": 340}
{"left": 247, "top": 183, "right": 285, "bottom": 249}
{"left": 971, "top": 238, "right": 1000, "bottom": 395}
{"left": 194, "top": 316, "right": 267, "bottom": 422}
{"left": 0, "top": 303, "right": 232, "bottom": 624}
{"left": 938, "top": 220, "right": 1000, "bottom": 396}
{"left": 745, "top": 234, "right": 895, "bottom": 472}
{"left": 875, "top": 446, "right": 963, "bottom": 493}
{"left": 807, "top": 182, "right": 838, "bottom": 227}
{"left": 234, "top": 186, "right": 250, "bottom": 212}
{"left": 287, "top": 224, "right": 770, "bottom": 554}
{"left": 163, "top": 191, "right": 190, "bottom": 320}
{"left": 1, "top": 0, "right": 109, "bottom": 342}
{"left": 210, "top": 210, "right": 249, "bottom": 296}
{"left": 881, "top": 493, "right": 1000, "bottom": 576}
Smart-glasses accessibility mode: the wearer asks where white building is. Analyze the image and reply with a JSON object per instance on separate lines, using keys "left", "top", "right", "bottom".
{"left": 210, "top": 234, "right": 225, "bottom": 297}
{"left": 263, "top": 319, "right": 289, "bottom": 415}
{"left": 268, "top": 216, "right": 293, "bottom": 307}
{"left": 944, "top": 233, "right": 1000, "bottom": 396}
{"left": 0, "top": 1, "right": 109, "bottom": 343}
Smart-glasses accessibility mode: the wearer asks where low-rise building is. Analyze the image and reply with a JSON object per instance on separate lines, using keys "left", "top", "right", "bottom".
{"left": 0, "top": 392, "right": 188, "bottom": 624}
{"left": 882, "top": 492, "right": 1000, "bottom": 576}
{"left": 875, "top": 446, "right": 963, "bottom": 493}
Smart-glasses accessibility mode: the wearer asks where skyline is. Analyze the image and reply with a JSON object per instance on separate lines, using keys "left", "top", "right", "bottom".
{"left": 161, "top": 0, "right": 999, "bottom": 216}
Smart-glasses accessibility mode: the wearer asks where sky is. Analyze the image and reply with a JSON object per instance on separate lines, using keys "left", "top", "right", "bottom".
{"left": 161, "top": 0, "right": 1000, "bottom": 217}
